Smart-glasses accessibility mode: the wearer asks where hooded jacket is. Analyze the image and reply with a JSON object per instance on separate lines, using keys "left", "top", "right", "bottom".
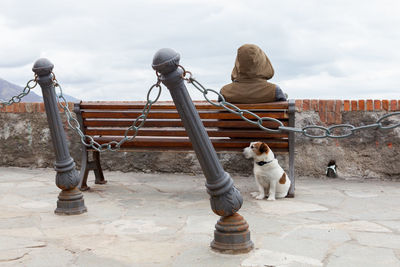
{"left": 220, "top": 44, "right": 283, "bottom": 103}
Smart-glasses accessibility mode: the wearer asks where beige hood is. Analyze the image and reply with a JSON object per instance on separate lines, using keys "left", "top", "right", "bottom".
{"left": 231, "top": 44, "right": 274, "bottom": 81}
{"left": 221, "top": 44, "right": 277, "bottom": 104}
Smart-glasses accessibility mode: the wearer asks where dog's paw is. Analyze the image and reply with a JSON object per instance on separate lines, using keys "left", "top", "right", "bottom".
{"left": 267, "top": 197, "right": 276, "bottom": 201}
{"left": 251, "top": 191, "right": 265, "bottom": 200}
{"left": 255, "top": 194, "right": 265, "bottom": 200}
{"left": 250, "top": 192, "right": 259, "bottom": 198}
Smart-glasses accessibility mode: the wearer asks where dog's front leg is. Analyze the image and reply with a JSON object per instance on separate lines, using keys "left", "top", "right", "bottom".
{"left": 251, "top": 178, "right": 265, "bottom": 200}
{"left": 267, "top": 181, "right": 276, "bottom": 201}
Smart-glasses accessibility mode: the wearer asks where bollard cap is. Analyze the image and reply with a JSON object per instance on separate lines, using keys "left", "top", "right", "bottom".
{"left": 32, "top": 58, "right": 54, "bottom": 76}
{"left": 152, "top": 48, "right": 180, "bottom": 75}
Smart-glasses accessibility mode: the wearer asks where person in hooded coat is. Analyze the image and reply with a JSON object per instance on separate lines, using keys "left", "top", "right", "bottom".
{"left": 219, "top": 44, "right": 287, "bottom": 103}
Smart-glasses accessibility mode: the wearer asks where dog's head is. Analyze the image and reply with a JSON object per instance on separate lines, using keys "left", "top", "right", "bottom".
{"left": 243, "top": 141, "right": 270, "bottom": 159}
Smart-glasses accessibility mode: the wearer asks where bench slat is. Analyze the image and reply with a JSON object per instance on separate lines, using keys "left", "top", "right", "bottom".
{"left": 81, "top": 110, "right": 289, "bottom": 120}
{"left": 83, "top": 119, "right": 288, "bottom": 128}
{"left": 79, "top": 101, "right": 289, "bottom": 110}
{"left": 93, "top": 136, "right": 289, "bottom": 149}
{"left": 85, "top": 128, "right": 289, "bottom": 138}
{"left": 87, "top": 147, "right": 289, "bottom": 153}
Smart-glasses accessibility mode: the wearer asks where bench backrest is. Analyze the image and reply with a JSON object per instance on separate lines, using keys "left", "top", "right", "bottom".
{"left": 74, "top": 100, "right": 295, "bottom": 153}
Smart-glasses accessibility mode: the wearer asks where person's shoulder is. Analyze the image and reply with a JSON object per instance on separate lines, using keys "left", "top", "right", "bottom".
{"left": 274, "top": 85, "right": 287, "bottom": 101}
{"left": 220, "top": 82, "right": 234, "bottom": 93}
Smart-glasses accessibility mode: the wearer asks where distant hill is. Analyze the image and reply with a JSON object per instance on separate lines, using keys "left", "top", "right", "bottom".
{"left": 0, "top": 78, "right": 79, "bottom": 103}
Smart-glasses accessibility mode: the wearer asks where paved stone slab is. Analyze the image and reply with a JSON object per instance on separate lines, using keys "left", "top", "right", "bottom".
{"left": 325, "top": 243, "right": 399, "bottom": 267}
{"left": 308, "top": 220, "right": 392, "bottom": 233}
{"left": 354, "top": 232, "right": 400, "bottom": 249}
{"left": 241, "top": 248, "right": 324, "bottom": 267}
{"left": 377, "top": 220, "right": 400, "bottom": 232}
{"left": 259, "top": 234, "right": 330, "bottom": 262}
{"left": 0, "top": 167, "right": 399, "bottom": 266}
{"left": 344, "top": 190, "right": 379, "bottom": 198}
{"left": 283, "top": 227, "right": 351, "bottom": 243}
{"left": 256, "top": 199, "right": 328, "bottom": 215}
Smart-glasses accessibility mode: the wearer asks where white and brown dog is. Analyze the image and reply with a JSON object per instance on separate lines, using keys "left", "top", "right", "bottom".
{"left": 243, "top": 141, "right": 291, "bottom": 200}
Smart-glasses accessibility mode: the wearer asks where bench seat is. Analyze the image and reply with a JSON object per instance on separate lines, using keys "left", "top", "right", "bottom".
{"left": 74, "top": 100, "right": 295, "bottom": 195}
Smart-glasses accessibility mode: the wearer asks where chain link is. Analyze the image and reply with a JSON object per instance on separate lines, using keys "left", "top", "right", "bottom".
{"left": 52, "top": 72, "right": 162, "bottom": 152}
{"left": 180, "top": 65, "right": 400, "bottom": 139}
{"left": 0, "top": 76, "right": 38, "bottom": 107}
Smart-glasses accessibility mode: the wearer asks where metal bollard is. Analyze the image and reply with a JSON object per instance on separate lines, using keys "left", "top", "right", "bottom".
{"left": 32, "top": 59, "right": 87, "bottom": 215}
{"left": 152, "top": 48, "right": 253, "bottom": 253}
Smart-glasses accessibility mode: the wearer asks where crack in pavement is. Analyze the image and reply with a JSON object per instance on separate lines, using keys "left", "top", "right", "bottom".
{"left": 0, "top": 251, "right": 30, "bottom": 262}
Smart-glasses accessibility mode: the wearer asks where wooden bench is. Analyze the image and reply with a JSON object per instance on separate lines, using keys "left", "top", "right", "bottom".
{"left": 74, "top": 100, "right": 296, "bottom": 195}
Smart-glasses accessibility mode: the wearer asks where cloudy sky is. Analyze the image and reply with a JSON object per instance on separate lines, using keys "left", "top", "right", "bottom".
{"left": 1, "top": 0, "right": 400, "bottom": 101}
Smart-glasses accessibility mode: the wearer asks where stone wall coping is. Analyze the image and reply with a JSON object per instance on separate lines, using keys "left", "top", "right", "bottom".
{"left": 1, "top": 100, "right": 399, "bottom": 113}
{"left": 1, "top": 100, "right": 399, "bottom": 125}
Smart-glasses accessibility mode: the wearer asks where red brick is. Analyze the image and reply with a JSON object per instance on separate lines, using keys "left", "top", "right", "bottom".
{"left": 311, "top": 99, "right": 318, "bottom": 111}
{"left": 366, "top": 99, "right": 373, "bottom": 111}
{"left": 318, "top": 100, "right": 326, "bottom": 122}
{"left": 14, "top": 103, "right": 19, "bottom": 112}
{"left": 374, "top": 100, "right": 381, "bottom": 110}
{"left": 303, "top": 99, "right": 310, "bottom": 111}
{"left": 39, "top": 103, "right": 45, "bottom": 112}
{"left": 326, "top": 100, "right": 334, "bottom": 111}
{"left": 358, "top": 100, "right": 365, "bottom": 111}
{"left": 398, "top": 100, "right": 400, "bottom": 111}
{"left": 5, "top": 104, "right": 14, "bottom": 112}
{"left": 351, "top": 100, "right": 358, "bottom": 111}
{"left": 382, "top": 100, "right": 389, "bottom": 111}
{"left": 335, "top": 100, "right": 342, "bottom": 112}
{"left": 12, "top": 103, "right": 19, "bottom": 112}
{"left": 25, "top": 103, "right": 33, "bottom": 113}
{"left": 295, "top": 100, "right": 302, "bottom": 112}
{"left": 335, "top": 100, "right": 342, "bottom": 124}
{"left": 32, "top": 103, "right": 40, "bottom": 112}
{"left": 343, "top": 100, "right": 350, "bottom": 111}
{"left": 17, "top": 103, "right": 26, "bottom": 113}
{"left": 390, "top": 100, "right": 397, "bottom": 111}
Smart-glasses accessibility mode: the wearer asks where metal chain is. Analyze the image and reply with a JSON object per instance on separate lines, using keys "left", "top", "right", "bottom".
{"left": 52, "top": 72, "right": 162, "bottom": 151}
{"left": 179, "top": 65, "right": 400, "bottom": 139}
{"left": 0, "top": 76, "right": 38, "bottom": 107}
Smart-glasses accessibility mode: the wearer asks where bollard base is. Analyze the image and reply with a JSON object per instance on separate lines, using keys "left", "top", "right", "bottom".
{"left": 55, "top": 187, "right": 87, "bottom": 215}
{"left": 210, "top": 213, "right": 253, "bottom": 254}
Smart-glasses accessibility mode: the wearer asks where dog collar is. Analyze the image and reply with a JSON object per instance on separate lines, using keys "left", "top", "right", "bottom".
{"left": 256, "top": 159, "right": 274, "bottom": 166}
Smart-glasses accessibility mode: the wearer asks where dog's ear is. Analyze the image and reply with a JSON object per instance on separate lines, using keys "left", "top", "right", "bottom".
{"left": 259, "top": 142, "right": 269, "bottom": 153}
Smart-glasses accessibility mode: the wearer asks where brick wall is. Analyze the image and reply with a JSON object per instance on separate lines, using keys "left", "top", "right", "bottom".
{"left": 295, "top": 99, "right": 400, "bottom": 124}
{"left": 0, "top": 102, "right": 74, "bottom": 113}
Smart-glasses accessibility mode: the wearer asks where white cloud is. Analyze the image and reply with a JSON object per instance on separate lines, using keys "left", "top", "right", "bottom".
{"left": 1, "top": 0, "right": 399, "bottom": 101}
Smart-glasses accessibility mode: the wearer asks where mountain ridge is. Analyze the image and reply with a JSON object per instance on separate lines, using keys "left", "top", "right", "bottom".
{"left": 0, "top": 78, "right": 79, "bottom": 103}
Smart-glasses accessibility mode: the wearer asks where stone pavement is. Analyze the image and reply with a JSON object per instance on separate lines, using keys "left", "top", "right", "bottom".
{"left": 0, "top": 167, "right": 399, "bottom": 267}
